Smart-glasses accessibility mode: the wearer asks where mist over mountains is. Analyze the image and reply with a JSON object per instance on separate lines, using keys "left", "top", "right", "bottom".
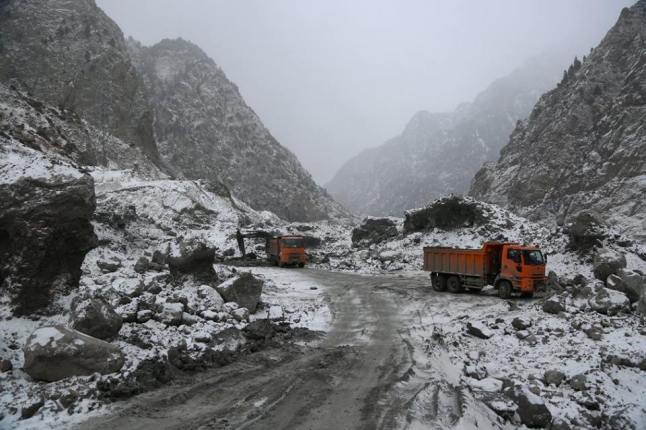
{"left": 326, "top": 54, "right": 567, "bottom": 216}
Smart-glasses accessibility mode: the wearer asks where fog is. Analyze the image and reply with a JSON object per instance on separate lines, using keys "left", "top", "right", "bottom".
{"left": 97, "top": 0, "right": 633, "bottom": 184}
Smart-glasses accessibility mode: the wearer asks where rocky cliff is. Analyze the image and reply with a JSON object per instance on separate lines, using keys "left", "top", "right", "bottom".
{"left": 0, "top": 0, "right": 161, "bottom": 165}
{"left": 470, "top": 1, "right": 646, "bottom": 240}
{"left": 326, "top": 55, "right": 564, "bottom": 216}
{"left": 127, "top": 38, "right": 347, "bottom": 222}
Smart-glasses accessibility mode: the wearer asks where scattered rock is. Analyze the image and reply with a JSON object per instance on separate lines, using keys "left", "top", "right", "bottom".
{"left": 543, "top": 369, "right": 565, "bottom": 387}
{"left": 592, "top": 248, "right": 626, "bottom": 282}
{"left": 70, "top": 296, "right": 123, "bottom": 340}
{"left": 0, "top": 359, "right": 13, "bottom": 372}
{"left": 151, "top": 249, "right": 168, "bottom": 266}
{"left": 583, "top": 324, "right": 603, "bottom": 341}
{"left": 23, "top": 325, "right": 124, "bottom": 382}
{"left": 97, "top": 357, "right": 172, "bottom": 399}
{"left": 569, "top": 374, "right": 587, "bottom": 391}
{"left": 351, "top": 217, "right": 398, "bottom": 245}
{"left": 134, "top": 256, "right": 150, "bottom": 274}
{"left": 232, "top": 307, "right": 249, "bottom": 322}
{"left": 20, "top": 397, "right": 44, "bottom": 420}
{"left": 159, "top": 302, "right": 183, "bottom": 326}
{"left": 466, "top": 321, "right": 494, "bottom": 339}
{"left": 243, "top": 319, "right": 277, "bottom": 342}
{"left": 216, "top": 273, "right": 264, "bottom": 313}
{"left": 136, "top": 309, "right": 153, "bottom": 323}
{"left": 196, "top": 284, "right": 225, "bottom": 312}
{"left": 542, "top": 299, "right": 565, "bottom": 314}
{"left": 511, "top": 317, "right": 532, "bottom": 330}
{"left": 505, "top": 385, "right": 552, "bottom": 428}
{"left": 97, "top": 260, "right": 121, "bottom": 273}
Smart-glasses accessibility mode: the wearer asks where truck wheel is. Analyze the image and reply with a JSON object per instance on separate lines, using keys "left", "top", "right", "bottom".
{"left": 498, "top": 281, "right": 512, "bottom": 299}
{"left": 521, "top": 291, "right": 534, "bottom": 298}
{"left": 432, "top": 275, "right": 447, "bottom": 292}
{"left": 298, "top": 263, "right": 305, "bottom": 268}
{"left": 447, "top": 276, "right": 462, "bottom": 293}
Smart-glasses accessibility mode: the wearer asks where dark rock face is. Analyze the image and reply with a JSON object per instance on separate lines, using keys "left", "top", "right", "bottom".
{"left": 127, "top": 38, "right": 346, "bottom": 222}
{"left": 404, "top": 197, "right": 485, "bottom": 233}
{"left": 0, "top": 141, "right": 96, "bottom": 315}
{"left": 23, "top": 325, "right": 124, "bottom": 382}
{"left": 471, "top": 2, "right": 646, "bottom": 238}
{"left": 216, "top": 273, "right": 264, "bottom": 313}
{"left": 351, "top": 218, "right": 398, "bottom": 245}
{"left": 0, "top": 0, "right": 161, "bottom": 165}
{"left": 327, "top": 54, "right": 564, "bottom": 216}
{"left": 70, "top": 296, "right": 123, "bottom": 340}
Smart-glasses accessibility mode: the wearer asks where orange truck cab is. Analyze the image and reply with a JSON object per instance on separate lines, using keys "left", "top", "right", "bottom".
{"left": 423, "top": 241, "right": 546, "bottom": 298}
{"left": 266, "top": 236, "right": 306, "bottom": 268}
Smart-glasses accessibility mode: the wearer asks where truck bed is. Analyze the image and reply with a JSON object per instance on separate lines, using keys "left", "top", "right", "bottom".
{"left": 423, "top": 246, "right": 486, "bottom": 277}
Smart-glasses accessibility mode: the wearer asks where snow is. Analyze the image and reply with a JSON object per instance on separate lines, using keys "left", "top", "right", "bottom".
{"left": 28, "top": 327, "right": 65, "bottom": 348}
{"left": 0, "top": 139, "right": 83, "bottom": 185}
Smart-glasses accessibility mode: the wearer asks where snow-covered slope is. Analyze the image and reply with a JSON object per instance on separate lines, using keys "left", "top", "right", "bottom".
{"left": 127, "top": 38, "right": 349, "bottom": 222}
{"left": 471, "top": 1, "right": 646, "bottom": 242}
{"left": 327, "top": 55, "right": 565, "bottom": 216}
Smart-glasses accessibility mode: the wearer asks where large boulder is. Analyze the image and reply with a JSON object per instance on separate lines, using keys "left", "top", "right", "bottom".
{"left": 564, "top": 212, "right": 606, "bottom": 254}
{"left": 351, "top": 218, "right": 398, "bottom": 246}
{"left": 0, "top": 142, "right": 97, "bottom": 315}
{"left": 168, "top": 240, "right": 217, "bottom": 284}
{"left": 637, "top": 291, "right": 646, "bottom": 318}
{"left": 587, "top": 281, "right": 630, "bottom": 316}
{"left": 216, "top": 273, "right": 264, "bottom": 313}
{"left": 505, "top": 385, "right": 552, "bottom": 428}
{"left": 70, "top": 297, "right": 123, "bottom": 340}
{"left": 592, "top": 248, "right": 627, "bottom": 282}
{"left": 404, "top": 196, "right": 485, "bottom": 233}
{"left": 23, "top": 325, "right": 124, "bottom": 382}
{"left": 606, "top": 269, "right": 646, "bottom": 303}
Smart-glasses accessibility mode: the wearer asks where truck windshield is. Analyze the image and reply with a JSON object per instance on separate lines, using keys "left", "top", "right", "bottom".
{"left": 282, "top": 238, "right": 304, "bottom": 248}
{"left": 523, "top": 250, "right": 545, "bottom": 265}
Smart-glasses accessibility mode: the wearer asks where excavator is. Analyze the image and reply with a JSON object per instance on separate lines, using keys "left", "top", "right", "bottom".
{"left": 235, "top": 229, "right": 306, "bottom": 268}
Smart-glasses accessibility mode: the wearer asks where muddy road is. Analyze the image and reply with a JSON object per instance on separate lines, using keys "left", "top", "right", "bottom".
{"left": 77, "top": 269, "right": 500, "bottom": 430}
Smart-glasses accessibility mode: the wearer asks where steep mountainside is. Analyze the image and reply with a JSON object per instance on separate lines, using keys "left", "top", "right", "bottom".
{"left": 0, "top": 0, "right": 160, "bottom": 165}
{"left": 0, "top": 83, "right": 161, "bottom": 177}
{"left": 326, "top": 55, "right": 564, "bottom": 216}
{"left": 471, "top": 1, "right": 646, "bottom": 240}
{"left": 127, "top": 38, "right": 347, "bottom": 222}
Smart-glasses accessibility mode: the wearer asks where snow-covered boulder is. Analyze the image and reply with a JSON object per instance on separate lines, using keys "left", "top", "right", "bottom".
{"left": 70, "top": 296, "right": 123, "bottom": 340}
{"left": 159, "top": 302, "right": 184, "bottom": 326}
{"left": 606, "top": 269, "right": 646, "bottom": 303}
{"left": 592, "top": 248, "right": 626, "bottom": 282}
{"left": 216, "top": 273, "right": 264, "bottom": 313}
{"left": 0, "top": 141, "right": 97, "bottom": 315}
{"left": 587, "top": 282, "right": 630, "bottom": 316}
{"left": 23, "top": 326, "right": 124, "bottom": 382}
{"left": 505, "top": 385, "right": 552, "bottom": 428}
{"left": 196, "top": 284, "right": 225, "bottom": 312}
{"left": 466, "top": 321, "right": 493, "bottom": 339}
{"left": 168, "top": 239, "right": 217, "bottom": 283}
{"left": 351, "top": 217, "right": 398, "bottom": 246}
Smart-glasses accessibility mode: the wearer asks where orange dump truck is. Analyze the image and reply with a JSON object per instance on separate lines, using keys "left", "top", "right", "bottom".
{"left": 423, "top": 241, "right": 546, "bottom": 298}
{"left": 266, "top": 236, "right": 306, "bottom": 267}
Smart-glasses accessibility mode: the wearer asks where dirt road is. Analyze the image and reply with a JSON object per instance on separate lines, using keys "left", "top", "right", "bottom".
{"left": 77, "top": 269, "right": 495, "bottom": 430}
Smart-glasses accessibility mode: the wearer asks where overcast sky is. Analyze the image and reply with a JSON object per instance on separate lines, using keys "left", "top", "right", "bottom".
{"left": 97, "top": 0, "right": 633, "bottom": 184}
